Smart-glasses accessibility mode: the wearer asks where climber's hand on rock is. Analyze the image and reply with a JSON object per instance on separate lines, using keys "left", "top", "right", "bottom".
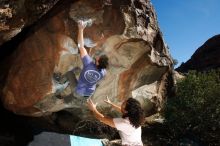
{"left": 78, "top": 20, "right": 86, "bottom": 30}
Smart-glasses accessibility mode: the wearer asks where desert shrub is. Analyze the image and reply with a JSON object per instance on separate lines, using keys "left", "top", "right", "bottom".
{"left": 164, "top": 70, "right": 220, "bottom": 145}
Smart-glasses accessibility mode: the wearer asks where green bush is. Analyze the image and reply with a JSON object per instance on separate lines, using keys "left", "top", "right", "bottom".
{"left": 164, "top": 70, "right": 220, "bottom": 145}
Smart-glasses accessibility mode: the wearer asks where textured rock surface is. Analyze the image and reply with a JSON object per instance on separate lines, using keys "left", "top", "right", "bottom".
{"left": 176, "top": 34, "right": 220, "bottom": 72}
{"left": 0, "top": 0, "right": 61, "bottom": 46}
{"left": 1, "top": 0, "right": 173, "bottom": 119}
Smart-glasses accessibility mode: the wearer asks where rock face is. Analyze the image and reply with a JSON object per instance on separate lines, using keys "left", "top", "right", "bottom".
{"left": 176, "top": 34, "right": 220, "bottom": 72}
{"left": 1, "top": 0, "right": 173, "bottom": 118}
{"left": 0, "top": 0, "right": 61, "bottom": 46}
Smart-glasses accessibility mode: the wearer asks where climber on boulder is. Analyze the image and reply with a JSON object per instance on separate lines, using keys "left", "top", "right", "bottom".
{"left": 67, "top": 20, "right": 109, "bottom": 102}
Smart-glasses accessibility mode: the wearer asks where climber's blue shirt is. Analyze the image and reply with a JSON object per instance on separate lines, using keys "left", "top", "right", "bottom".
{"left": 75, "top": 55, "right": 106, "bottom": 97}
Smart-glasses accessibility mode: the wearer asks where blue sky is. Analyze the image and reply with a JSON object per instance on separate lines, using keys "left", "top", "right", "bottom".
{"left": 151, "top": 0, "right": 220, "bottom": 67}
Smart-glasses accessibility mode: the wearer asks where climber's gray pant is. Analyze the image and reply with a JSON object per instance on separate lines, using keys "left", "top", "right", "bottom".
{"left": 65, "top": 69, "right": 90, "bottom": 105}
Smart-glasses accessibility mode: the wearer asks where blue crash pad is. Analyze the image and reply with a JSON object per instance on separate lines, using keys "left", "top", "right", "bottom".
{"left": 27, "top": 131, "right": 103, "bottom": 146}
{"left": 70, "top": 135, "right": 103, "bottom": 146}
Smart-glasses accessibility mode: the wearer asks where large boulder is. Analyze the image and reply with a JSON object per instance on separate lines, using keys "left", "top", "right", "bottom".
{"left": 0, "top": 0, "right": 61, "bottom": 45}
{"left": 1, "top": 0, "right": 173, "bottom": 118}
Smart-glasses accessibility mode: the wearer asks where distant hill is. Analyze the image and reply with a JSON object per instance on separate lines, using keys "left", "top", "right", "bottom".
{"left": 176, "top": 34, "right": 220, "bottom": 72}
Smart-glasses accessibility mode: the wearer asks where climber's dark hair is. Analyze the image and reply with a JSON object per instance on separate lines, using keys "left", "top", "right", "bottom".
{"left": 97, "top": 54, "right": 109, "bottom": 70}
{"left": 122, "top": 98, "right": 144, "bottom": 128}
